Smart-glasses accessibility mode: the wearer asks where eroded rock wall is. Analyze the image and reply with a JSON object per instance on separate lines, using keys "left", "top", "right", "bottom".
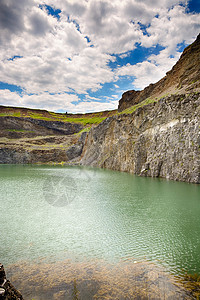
{"left": 0, "top": 133, "right": 87, "bottom": 164}
{"left": 0, "top": 116, "right": 83, "bottom": 139}
{"left": 80, "top": 93, "right": 200, "bottom": 183}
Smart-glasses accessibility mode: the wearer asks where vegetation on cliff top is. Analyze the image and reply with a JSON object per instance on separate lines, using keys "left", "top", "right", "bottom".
{"left": 119, "top": 91, "right": 199, "bottom": 115}
{"left": 119, "top": 97, "right": 157, "bottom": 114}
{"left": 75, "top": 127, "right": 91, "bottom": 135}
{"left": 0, "top": 107, "right": 117, "bottom": 126}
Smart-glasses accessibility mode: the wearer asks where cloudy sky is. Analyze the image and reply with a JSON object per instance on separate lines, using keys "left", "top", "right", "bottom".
{"left": 0, "top": 0, "right": 200, "bottom": 113}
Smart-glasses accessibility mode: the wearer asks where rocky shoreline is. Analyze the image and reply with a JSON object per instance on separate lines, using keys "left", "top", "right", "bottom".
{"left": 0, "top": 264, "right": 23, "bottom": 300}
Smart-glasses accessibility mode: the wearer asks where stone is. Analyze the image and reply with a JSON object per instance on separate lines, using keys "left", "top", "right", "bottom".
{"left": 0, "top": 264, "right": 23, "bottom": 300}
{"left": 80, "top": 93, "right": 200, "bottom": 184}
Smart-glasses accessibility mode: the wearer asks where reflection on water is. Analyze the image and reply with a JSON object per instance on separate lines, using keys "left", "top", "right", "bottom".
{"left": 7, "top": 258, "right": 191, "bottom": 300}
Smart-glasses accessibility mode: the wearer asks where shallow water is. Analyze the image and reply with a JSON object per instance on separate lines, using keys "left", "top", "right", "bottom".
{"left": 0, "top": 165, "right": 200, "bottom": 298}
{"left": 7, "top": 258, "right": 192, "bottom": 299}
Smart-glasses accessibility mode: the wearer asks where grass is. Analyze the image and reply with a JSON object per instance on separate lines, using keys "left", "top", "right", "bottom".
{"left": 5, "top": 129, "right": 35, "bottom": 133}
{"left": 0, "top": 112, "right": 22, "bottom": 117}
{"left": 0, "top": 97, "right": 159, "bottom": 126}
{"left": 119, "top": 93, "right": 173, "bottom": 115}
{"left": 0, "top": 109, "right": 108, "bottom": 125}
{"left": 75, "top": 127, "right": 92, "bottom": 136}
{"left": 119, "top": 97, "right": 157, "bottom": 115}
{"left": 1, "top": 95, "right": 166, "bottom": 125}
{"left": 66, "top": 116, "right": 107, "bottom": 125}
{"left": 72, "top": 279, "right": 80, "bottom": 300}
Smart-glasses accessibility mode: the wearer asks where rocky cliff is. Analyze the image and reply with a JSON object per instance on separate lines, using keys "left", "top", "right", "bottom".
{"left": 80, "top": 92, "right": 200, "bottom": 183}
{"left": 78, "top": 34, "right": 200, "bottom": 184}
{"left": 0, "top": 115, "right": 85, "bottom": 164}
{"left": 0, "top": 133, "right": 87, "bottom": 164}
{"left": 0, "top": 116, "right": 83, "bottom": 139}
{"left": 0, "top": 264, "right": 23, "bottom": 300}
{"left": 118, "top": 34, "right": 200, "bottom": 112}
{"left": 0, "top": 107, "right": 114, "bottom": 164}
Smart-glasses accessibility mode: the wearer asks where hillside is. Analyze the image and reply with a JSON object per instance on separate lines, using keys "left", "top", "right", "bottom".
{"left": 0, "top": 105, "right": 117, "bottom": 138}
{"left": 118, "top": 34, "right": 200, "bottom": 111}
{"left": 0, "top": 105, "right": 117, "bottom": 123}
{"left": 0, "top": 106, "right": 116, "bottom": 163}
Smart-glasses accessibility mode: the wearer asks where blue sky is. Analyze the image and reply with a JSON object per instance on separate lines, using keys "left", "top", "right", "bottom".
{"left": 0, "top": 0, "right": 200, "bottom": 113}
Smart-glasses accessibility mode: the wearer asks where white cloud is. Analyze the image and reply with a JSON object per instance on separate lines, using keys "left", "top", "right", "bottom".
{"left": 0, "top": 25, "right": 114, "bottom": 94}
{"left": 26, "top": 5, "right": 54, "bottom": 36}
{"left": 0, "top": 89, "right": 77, "bottom": 111}
{"left": 0, "top": 0, "right": 32, "bottom": 44}
{"left": 134, "top": 0, "right": 187, "bottom": 8}
{"left": 123, "top": 1, "right": 157, "bottom": 24}
{"left": 141, "top": 5, "right": 200, "bottom": 50}
{"left": 67, "top": 100, "right": 118, "bottom": 113}
{"left": 0, "top": 89, "right": 22, "bottom": 106}
{"left": 0, "top": 89, "right": 118, "bottom": 113}
{"left": 116, "top": 47, "right": 181, "bottom": 89}
{"left": 0, "top": 0, "right": 199, "bottom": 112}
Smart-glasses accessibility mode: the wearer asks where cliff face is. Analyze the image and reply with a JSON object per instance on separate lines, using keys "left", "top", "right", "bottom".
{"left": 79, "top": 35, "right": 200, "bottom": 183}
{"left": 0, "top": 116, "right": 85, "bottom": 164}
{"left": 0, "top": 107, "right": 114, "bottom": 164}
{"left": 0, "top": 133, "right": 87, "bottom": 164}
{"left": 118, "top": 34, "right": 200, "bottom": 112}
{"left": 80, "top": 93, "right": 200, "bottom": 183}
{"left": 0, "top": 116, "right": 83, "bottom": 139}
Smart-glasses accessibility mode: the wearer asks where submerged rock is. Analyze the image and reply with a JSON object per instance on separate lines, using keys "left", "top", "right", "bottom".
{"left": 6, "top": 259, "right": 193, "bottom": 300}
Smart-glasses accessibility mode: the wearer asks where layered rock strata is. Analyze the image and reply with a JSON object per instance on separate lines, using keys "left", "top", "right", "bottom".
{"left": 80, "top": 93, "right": 200, "bottom": 183}
{"left": 0, "top": 133, "right": 86, "bottom": 164}
{"left": 0, "top": 116, "right": 83, "bottom": 139}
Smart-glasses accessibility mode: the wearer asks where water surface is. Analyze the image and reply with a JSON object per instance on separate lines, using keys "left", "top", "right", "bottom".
{"left": 0, "top": 165, "right": 199, "bottom": 298}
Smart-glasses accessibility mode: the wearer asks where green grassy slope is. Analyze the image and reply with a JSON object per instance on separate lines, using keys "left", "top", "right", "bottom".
{"left": 0, "top": 106, "right": 117, "bottom": 126}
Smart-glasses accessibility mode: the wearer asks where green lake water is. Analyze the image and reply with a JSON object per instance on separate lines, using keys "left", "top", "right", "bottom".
{"left": 0, "top": 165, "right": 200, "bottom": 299}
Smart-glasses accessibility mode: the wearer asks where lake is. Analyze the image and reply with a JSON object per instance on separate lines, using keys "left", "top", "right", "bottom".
{"left": 0, "top": 165, "right": 199, "bottom": 299}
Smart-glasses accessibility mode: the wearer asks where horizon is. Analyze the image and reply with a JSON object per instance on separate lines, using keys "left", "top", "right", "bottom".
{"left": 0, "top": 0, "right": 200, "bottom": 114}
{"left": 0, "top": 103, "right": 117, "bottom": 114}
